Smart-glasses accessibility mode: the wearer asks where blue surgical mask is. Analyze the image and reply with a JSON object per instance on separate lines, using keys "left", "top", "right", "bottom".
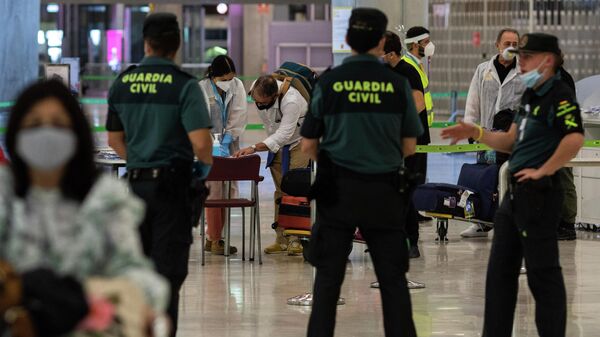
{"left": 519, "top": 58, "right": 547, "bottom": 88}
{"left": 520, "top": 69, "right": 542, "bottom": 88}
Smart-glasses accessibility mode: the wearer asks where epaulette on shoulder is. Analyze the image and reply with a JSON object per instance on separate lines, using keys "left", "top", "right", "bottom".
{"left": 124, "top": 64, "right": 138, "bottom": 72}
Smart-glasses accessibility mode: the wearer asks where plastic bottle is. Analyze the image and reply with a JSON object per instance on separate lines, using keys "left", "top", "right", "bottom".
{"left": 212, "top": 133, "right": 221, "bottom": 157}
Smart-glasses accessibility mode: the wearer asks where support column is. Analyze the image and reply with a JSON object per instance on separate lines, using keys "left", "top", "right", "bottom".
{"left": 401, "top": 0, "right": 428, "bottom": 31}
{"left": 228, "top": 5, "right": 244, "bottom": 74}
{"left": 151, "top": 3, "right": 184, "bottom": 65}
{"left": 242, "top": 4, "right": 272, "bottom": 85}
{"left": 110, "top": 4, "right": 125, "bottom": 30}
{"left": 109, "top": 5, "right": 125, "bottom": 68}
{"left": 0, "top": 0, "right": 40, "bottom": 107}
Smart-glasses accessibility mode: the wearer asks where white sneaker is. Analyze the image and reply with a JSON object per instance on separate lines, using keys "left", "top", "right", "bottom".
{"left": 460, "top": 223, "right": 492, "bottom": 238}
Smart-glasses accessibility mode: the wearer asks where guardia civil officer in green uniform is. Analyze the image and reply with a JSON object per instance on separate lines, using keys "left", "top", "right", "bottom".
{"left": 106, "top": 13, "right": 213, "bottom": 336}
{"left": 300, "top": 8, "right": 422, "bottom": 337}
{"left": 442, "top": 33, "right": 584, "bottom": 337}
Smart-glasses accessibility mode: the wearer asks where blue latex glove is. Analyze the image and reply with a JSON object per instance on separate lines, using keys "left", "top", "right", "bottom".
{"left": 193, "top": 162, "right": 212, "bottom": 180}
{"left": 220, "top": 133, "right": 233, "bottom": 157}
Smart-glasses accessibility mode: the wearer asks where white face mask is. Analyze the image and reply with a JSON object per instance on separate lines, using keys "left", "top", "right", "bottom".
{"left": 424, "top": 42, "right": 435, "bottom": 57}
{"left": 16, "top": 126, "right": 76, "bottom": 172}
{"left": 501, "top": 47, "right": 517, "bottom": 61}
{"left": 216, "top": 80, "right": 232, "bottom": 92}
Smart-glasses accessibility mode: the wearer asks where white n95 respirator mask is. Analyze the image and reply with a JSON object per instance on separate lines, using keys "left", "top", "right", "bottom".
{"left": 216, "top": 80, "right": 233, "bottom": 92}
{"left": 501, "top": 47, "right": 517, "bottom": 61}
{"left": 16, "top": 126, "right": 76, "bottom": 171}
{"left": 424, "top": 42, "right": 435, "bottom": 57}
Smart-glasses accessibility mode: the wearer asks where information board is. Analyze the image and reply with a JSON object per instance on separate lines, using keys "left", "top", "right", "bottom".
{"left": 332, "top": 6, "right": 352, "bottom": 53}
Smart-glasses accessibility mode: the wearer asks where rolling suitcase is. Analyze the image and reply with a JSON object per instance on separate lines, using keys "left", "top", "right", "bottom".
{"left": 277, "top": 196, "right": 311, "bottom": 231}
{"left": 275, "top": 166, "right": 313, "bottom": 231}
{"left": 412, "top": 163, "right": 499, "bottom": 221}
{"left": 412, "top": 183, "right": 480, "bottom": 219}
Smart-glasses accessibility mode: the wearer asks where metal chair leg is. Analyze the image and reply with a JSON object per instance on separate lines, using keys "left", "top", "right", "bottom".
{"left": 250, "top": 207, "right": 255, "bottom": 261}
{"left": 225, "top": 208, "right": 231, "bottom": 257}
{"left": 256, "top": 190, "right": 262, "bottom": 265}
{"left": 242, "top": 207, "right": 246, "bottom": 261}
{"left": 250, "top": 183, "right": 256, "bottom": 261}
{"left": 224, "top": 181, "right": 232, "bottom": 257}
{"left": 201, "top": 210, "right": 206, "bottom": 266}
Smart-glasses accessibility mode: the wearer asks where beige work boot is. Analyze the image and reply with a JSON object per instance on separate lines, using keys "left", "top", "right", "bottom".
{"left": 204, "top": 239, "right": 212, "bottom": 252}
{"left": 287, "top": 239, "right": 303, "bottom": 256}
{"left": 211, "top": 240, "right": 238, "bottom": 255}
{"left": 264, "top": 242, "right": 288, "bottom": 254}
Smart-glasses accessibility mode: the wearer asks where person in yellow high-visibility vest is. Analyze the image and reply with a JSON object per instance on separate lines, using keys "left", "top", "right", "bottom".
{"left": 403, "top": 26, "right": 435, "bottom": 128}
{"left": 396, "top": 26, "right": 435, "bottom": 256}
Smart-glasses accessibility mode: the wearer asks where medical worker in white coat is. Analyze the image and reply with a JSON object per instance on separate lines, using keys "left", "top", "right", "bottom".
{"left": 464, "top": 28, "right": 526, "bottom": 129}
{"left": 198, "top": 55, "right": 248, "bottom": 254}
{"left": 461, "top": 28, "right": 526, "bottom": 238}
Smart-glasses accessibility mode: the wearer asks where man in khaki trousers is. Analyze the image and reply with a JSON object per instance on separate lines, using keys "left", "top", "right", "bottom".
{"left": 235, "top": 75, "right": 309, "bottom": 255}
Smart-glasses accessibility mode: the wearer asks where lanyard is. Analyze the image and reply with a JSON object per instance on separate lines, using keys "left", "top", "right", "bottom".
{"left": 210, "top": 81, "right": 229, "bottom": 128}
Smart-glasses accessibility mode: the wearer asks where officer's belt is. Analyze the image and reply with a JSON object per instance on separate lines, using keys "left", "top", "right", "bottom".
{"left": 333, "top": 163, "right": 398, "bottom": 183}
{"left": 128, "top": 166, "right": 189, "bottom": 181}
{"left": 508, "top": 172, "right": 560, "bottom": 188}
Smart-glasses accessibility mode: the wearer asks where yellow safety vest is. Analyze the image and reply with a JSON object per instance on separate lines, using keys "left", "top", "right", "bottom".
{"left": 402, "top": 55, "right": 434, "bottom": 127}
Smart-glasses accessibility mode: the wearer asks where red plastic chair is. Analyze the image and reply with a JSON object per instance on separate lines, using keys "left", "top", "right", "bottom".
{"left": 200, "top": 155, "right": 264, "bottom": 265}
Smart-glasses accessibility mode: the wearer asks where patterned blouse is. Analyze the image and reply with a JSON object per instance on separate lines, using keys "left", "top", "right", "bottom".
{"left": 0, "top": 167, "right": 168, "bottom": 312}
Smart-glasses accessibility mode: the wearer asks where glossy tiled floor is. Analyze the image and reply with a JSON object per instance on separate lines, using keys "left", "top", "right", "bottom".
{"left": 182, "top": 225, "right": 600, "bottom": 337}
{"left": 5, "top": 104, "right": 599, "bottom": 337}
{"left": 176, "top": 125, "right": 600, "bottom": 337}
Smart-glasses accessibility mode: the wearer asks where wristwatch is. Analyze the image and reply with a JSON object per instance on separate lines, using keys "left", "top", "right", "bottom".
{"left": 250, "top": 144, "right": 257, "bottom": 151}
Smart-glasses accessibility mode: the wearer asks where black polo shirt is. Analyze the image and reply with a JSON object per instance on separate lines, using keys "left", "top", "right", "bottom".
{"left": 509, "top": 73, "right": 584, "bottom": 173}
{"left": 301, "top": 54, "right": 423, "bottom": 174}
{"left": 391, "top": 60, "right": 431, "bottom": 145}
{"left": 494, "top": 56, "right": 517, "bottom": 84}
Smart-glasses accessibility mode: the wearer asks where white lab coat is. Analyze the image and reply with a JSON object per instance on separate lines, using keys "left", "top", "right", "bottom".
{"left": 199, "top": 77, "right": 248, "bottom": 202}
{"left": 198, "top": 77, "right": 248, "bottom": 150}
{"left": 251, "top": 80, "right": 308, "bottom": 153}
{"left": 464, "top": 56, "right": 526, "bottom": 129}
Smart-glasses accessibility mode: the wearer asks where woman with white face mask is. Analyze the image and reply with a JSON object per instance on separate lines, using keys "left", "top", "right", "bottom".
{"left": 198, "top": 55, "right": 248, "bottom": 255}
{"left": 0, "top": 80, "right": 169, "bottom": 333}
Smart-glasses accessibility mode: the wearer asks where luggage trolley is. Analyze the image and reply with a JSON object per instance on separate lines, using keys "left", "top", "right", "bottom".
{"left": 413, "top": 163, "right": 501, "bottom": 242}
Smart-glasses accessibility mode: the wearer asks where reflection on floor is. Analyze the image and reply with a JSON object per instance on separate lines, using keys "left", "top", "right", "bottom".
{"left": 182, "top": 214, "right": 600, "bottom": 337}
{"left": 177, "top": 130, "right": 600, "bottom": 337}
{"left": 5, "top": 104, "right": 600, "bottom": 337}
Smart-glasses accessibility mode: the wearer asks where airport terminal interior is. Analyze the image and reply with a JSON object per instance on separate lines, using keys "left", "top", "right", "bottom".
{"left": 2, "top": 1, "right": 600, "bottom": 336}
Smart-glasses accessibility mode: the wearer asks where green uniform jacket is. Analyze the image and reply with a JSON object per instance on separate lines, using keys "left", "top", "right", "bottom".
{"left": 301, "top": 54, "right": 423, "bottom": 174}
{"left": 106, "top": 57, "right": 212, "bottom": 169}
{"left": 510, "top": 73, "right": 584, "bottom": 173}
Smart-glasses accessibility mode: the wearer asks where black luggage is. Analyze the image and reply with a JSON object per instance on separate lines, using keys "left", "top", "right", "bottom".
{"left": 412, "top": 163, "right": 499, "bottom": 221}
{"left": 412, "top": 183, "right": 479, "bottom": 219}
